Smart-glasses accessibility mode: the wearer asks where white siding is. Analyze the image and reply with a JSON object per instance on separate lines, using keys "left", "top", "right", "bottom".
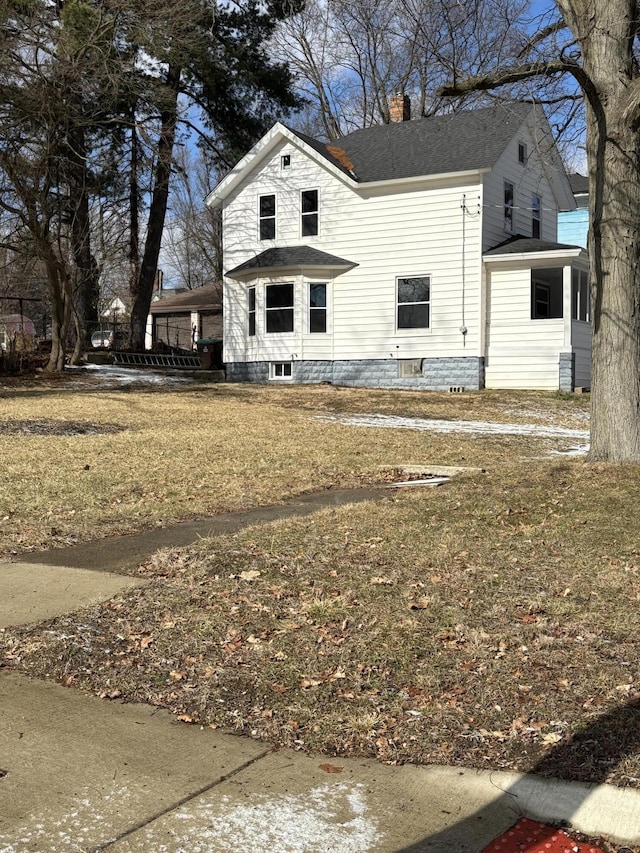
{"left": 223, "top": 138, "right": 485, "bottom": 365}
{"left": 482, "top": 118, "right": 558, "bottom": 252}
{"left": 485, "top": 265, "right": 565, "bottom": 390}
{"left": 572, "top": 320, "right": 592, "bottom": 388}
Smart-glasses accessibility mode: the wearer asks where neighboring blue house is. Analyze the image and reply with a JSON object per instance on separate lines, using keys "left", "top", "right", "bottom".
{"left": 558, "top": 173, "right": 589, "bottom": 247}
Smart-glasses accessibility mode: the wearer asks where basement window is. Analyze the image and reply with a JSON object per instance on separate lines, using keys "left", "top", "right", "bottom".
{"left": 398, "top": 359, "right": 422, "bottom": 378}
{"left": 270, "top": 362, "right": 292, "bottom": 380}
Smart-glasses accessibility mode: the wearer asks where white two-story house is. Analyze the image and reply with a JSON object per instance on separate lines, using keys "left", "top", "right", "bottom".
{"left": 206, "top": 99, "right": 590, "bottom": 392}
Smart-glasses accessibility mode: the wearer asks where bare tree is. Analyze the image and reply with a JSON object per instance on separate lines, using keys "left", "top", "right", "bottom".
{"left": 162, "top": 148, "right": 222, "bottom": 291}
{"left": 440, "top": 1, "right": 640, "bottom": 462}
{"left": 272, "top": 0, "right": 549, "bottom": 138}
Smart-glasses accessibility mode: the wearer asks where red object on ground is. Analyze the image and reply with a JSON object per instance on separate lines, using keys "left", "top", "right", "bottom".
{"left": 483, "top": 817, "right": 603, "bottom": 853}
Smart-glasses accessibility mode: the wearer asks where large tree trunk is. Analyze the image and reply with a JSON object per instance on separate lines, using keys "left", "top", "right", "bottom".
{"left": 586, "top": 107, "right": 640, "bottom": 460}
{"left": 559, "top": 0, "right": 640, "bottom": 461}
{"left": 129, "top": 65, "right": 181, "bottom": 351}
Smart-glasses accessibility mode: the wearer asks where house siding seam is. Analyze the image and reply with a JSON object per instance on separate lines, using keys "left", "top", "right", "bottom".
{"left": 559, "top": 351, "right": 575, "bottom": 392}
{"left": 225, "top": 357, "right": 485, "bottom": 391}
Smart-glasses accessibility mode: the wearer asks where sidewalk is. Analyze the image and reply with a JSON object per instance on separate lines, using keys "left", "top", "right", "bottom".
{"left": 1, "top": 491, "right": 639, "bottom": 852}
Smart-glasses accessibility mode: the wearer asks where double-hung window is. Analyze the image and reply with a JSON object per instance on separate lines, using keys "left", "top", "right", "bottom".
{"left": 504, "top": 182, "right": 514, "bottom": 233}
{"left": 301, "top": 189, "right": 319, "bottom": 237}
{"left": 532, "top": 194, "right": 541, "bottom": 239}
{"left": 266, "top": 283, "right": 294, "bottom": 333}
{"left": 259, "top": 194, "right": 276, "bottom": 240}
{"left": 309, "top": 283, "right": 327, "bottom": 333}
{"left": 397, "top": 276, "right": 430, "bottom": 329}
{"left": 248, "top": 287, "right": 256, "bottom": 336}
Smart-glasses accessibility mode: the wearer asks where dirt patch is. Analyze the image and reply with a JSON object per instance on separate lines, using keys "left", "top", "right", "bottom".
{"left": 0, "top": 419, "right": 126, "bottom": 436}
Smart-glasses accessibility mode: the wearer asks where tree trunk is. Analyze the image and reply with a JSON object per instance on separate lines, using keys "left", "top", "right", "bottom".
{"left": 129, "top": 65, "right": 181, "bottom": 351}
{"left": 562, "top": 0, "right": 640, "bottom": 461}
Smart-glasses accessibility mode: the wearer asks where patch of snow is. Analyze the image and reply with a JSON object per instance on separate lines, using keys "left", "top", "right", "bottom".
{"left": 67, "top": 364, "right": 194, "bottom": 386}
{"left": 315, "top": 413, "right": 590, "bottom": 455}
{"left": 122, "top": 782, "right": 381, "bottom": 853}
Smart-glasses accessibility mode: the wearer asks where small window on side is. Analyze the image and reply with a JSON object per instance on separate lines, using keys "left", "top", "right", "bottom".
{"left": 518, "top": 142, "right": 527, "bottom": 164}
{"left": 248, "top": 287, "right": 256, "bottom": 337}
{"left": 281, "top": 154, "right": 291, "bottom": 169}
{"left": 504, "top": 182, "right": 514, "bottom": 233}
{"left": 532, "top": 194, "right": 541, "bottom": 239}
{"left": 309, "top": 282, "right": 327, "bottom": 333}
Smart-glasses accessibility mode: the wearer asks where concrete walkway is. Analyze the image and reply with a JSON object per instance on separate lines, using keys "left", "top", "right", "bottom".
{"left": 1, "top": 490, "right": 639, "bottom": 852}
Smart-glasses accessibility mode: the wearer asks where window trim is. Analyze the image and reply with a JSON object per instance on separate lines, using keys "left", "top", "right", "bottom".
{"left": 269, "top": 362, "right": 293, "bottom": 380}
{"left": 281, "top": 154, "right": 291, "bottom": 170}
{"left": 259, "top": 193, "right": 276, "bottom": 241}
{"left": 265, "top": 282, "right": 294, "bottom": 334}
{"left": 504, "top": 181, "right": 514, "bottom": 234}
{"left": 396, "top": 275, "right": 431, "bottom": 332}
{"left": 301, "top": 188, "right": 319, "bottom": 238}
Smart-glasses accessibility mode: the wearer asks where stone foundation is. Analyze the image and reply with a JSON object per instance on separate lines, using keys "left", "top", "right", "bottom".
{"left": 225, "top": 357, "right": 486, "bottom": 391}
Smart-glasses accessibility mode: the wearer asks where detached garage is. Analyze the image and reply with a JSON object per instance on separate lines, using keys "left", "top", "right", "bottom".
{"left": 146, "top": 284, "right": 222, "bottom": 351}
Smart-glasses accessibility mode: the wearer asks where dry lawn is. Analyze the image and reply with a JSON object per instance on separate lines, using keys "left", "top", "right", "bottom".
{"left": 4, "top": 374, "right": 640, "bottom": 812}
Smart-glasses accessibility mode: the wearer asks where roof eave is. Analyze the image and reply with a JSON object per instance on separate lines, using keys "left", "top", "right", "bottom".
{"left": 358, "top": 167, "right": 490, "bottom": 192}
{"left": 226, "top": 261, "right": 357, "bottom": 281}
{"left": 483, "top": 247, "right": 587, "bottom": 263}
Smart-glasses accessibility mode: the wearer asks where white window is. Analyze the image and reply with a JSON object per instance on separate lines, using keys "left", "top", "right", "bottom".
{"left": 266, "top": 283, "right": 294, "bottom": 333}
{"left": 248, "top": 287, "right": 256, "bottom": 336}
{"left": 259, "top": 194, "right": 276, "bottom": 240}
{"left": 518, "top": 142, "right": 527, "bottom": 164}
{"left": 281, "top": 154, "right": 291, "bottom": 170}
{"left": 270, "top": 362, "right": 292, "bottom": 380}
{"left": 301, "top": 189, "right": 319, "bottom": 237}
{"left": 532, "top": 195, "right": 541, "bottom": 239}
{"left": 397, "top": 276, "right": 430, "bottom": 329}
{"left": 504, "top": 182, "right": 514, "bottom": 233}
{"left": 309, "top": 282, "right": 327, "bottom": 333}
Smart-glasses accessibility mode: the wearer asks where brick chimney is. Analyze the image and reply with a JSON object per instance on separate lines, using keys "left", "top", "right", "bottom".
{"left": 389, "top": 93, "right": 411, "bottom": 123}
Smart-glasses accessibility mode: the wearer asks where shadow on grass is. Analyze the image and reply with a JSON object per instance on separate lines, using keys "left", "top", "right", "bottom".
{"left": 398, "top": 702, "right": 640, "bottom": 851}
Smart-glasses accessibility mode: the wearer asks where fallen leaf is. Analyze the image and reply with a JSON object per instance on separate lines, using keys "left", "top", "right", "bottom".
{"left": 239, "top": 570, "right": 261, "bottom": 581}
{"left": 319, "top": 763, "right": 343, "bottom": 774}
{"left": 408, "top": 597, "right": 430, "bottom": 610}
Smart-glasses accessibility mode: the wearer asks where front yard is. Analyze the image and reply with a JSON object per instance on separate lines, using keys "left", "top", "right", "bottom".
{"left": 2, "top": 375, "right": 639, "bottom": 789}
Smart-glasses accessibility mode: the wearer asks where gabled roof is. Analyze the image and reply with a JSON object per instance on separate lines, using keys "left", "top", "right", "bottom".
{"left": 290, "top": 102, "right": 534, "bottom": 184}
{"left": 149, "top": 283, "right": 221, "bottom": 314}
{"left": 208, "top": 102, "right": 537, "bottom": 206}
{"left": 226, "top": 246, "right": 357, "bottom": 279}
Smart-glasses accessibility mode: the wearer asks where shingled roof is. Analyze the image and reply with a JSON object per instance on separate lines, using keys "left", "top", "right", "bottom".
{"left": 484, "top": 235, "right": 583, "bottom": 256}
{"left": 227, "top": 246, "right": 357, "bottom": 278}
{"left": 288, "top": 102, "right": 534, "bottom": 183}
